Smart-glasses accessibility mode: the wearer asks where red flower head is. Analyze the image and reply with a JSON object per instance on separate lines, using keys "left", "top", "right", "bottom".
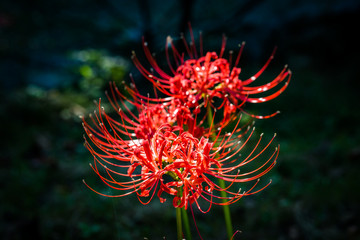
{"left": 82, "top": 105, "right": 279, "bottom": 212}
{"left": 97, "top": 81, "right": 207, "bottom": 140}
{"left": 131, "top": 26, "right": 291, "bottom": 121}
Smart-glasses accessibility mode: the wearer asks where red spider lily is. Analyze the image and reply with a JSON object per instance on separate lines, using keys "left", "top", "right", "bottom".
{"left": 131, "top": 26, "right": 291, "bottom": 120}
{"left": 82, "top": 104, "right": 279, "bottom": 212}
{"left": 100, "top": 81, "right": 205, "bottom": 139}
{"left": 101, "top": 81, "right": 246, "bottom": 141}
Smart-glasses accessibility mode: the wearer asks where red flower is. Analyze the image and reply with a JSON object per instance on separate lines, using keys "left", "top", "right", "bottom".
{"left": 98, "top": 81, "right": 234, "bottom": 141}
{"left": 82, "top": 105, "right": 278, "bottom": 212}
{"left": 98, "top": 81, "right": 200, "bottom": 139}
{"left": 131, "top": 27, "right": 291, "bottom": 120}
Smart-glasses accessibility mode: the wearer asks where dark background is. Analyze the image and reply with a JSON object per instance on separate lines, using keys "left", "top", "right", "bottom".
{"left": 1, "top": 0, "right": 359, "bottom": 239}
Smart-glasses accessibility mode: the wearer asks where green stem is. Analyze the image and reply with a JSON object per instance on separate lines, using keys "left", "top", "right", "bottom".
{"left": 174, "top": 185, "right": 191, "bottom": 240}
{"left": 219, "top": 180, "right": 234, "bottom": 239}
{"left": 176, "top": 207, "right": 183, "bottom": 240}
{"left": 207, "top": 103, "right": 234, "bottom": 240}
{"left": 182, "top": 207, "right": 192, "bottom": 240}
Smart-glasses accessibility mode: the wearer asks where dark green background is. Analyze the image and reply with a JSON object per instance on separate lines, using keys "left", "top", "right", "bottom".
{"left": 1, "top": 0, "right": 359, "bottom": 239}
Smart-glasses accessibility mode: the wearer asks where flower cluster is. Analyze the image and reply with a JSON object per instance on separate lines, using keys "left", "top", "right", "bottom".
{"left": 131, "top": 29, "right": 291, "bottom": 120}
{"left": 82, "top": 27, "right": 291, "bottom": 212}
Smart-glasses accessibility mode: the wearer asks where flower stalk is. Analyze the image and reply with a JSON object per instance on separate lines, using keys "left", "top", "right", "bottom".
{"left": 206, "top": 102, "right": 233, "bottom": 239}
{"left": 182, "top": 207, "right": 192, "bottom": 240}
{"left": 176, "top": 186, "right": 192, "bottom": 240}
{"left": 176, "top": 207, "right": 183, "bottom": 240}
